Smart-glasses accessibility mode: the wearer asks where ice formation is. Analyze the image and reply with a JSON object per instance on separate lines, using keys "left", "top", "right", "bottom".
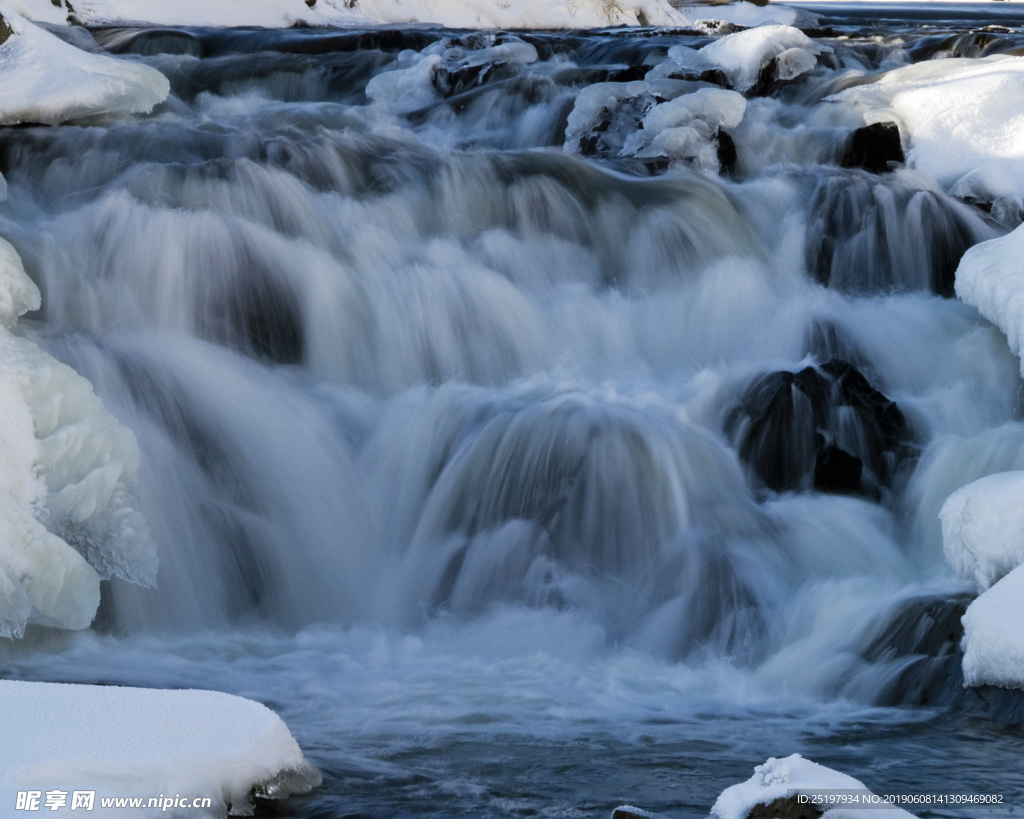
{"left": 0, "top": 237, "right": 155, "bottom": 638}
{"left": 0, "top": 679, "right": 321, "bottom": 815}
{"left": 8, "top": 0, "right": 802, "bottom": 31}
{"left": 0, "top": 3, "right": 168, "bottom": 126}
{"left": 711, "top": 754, "right": 916, "bottom": 819}
{"left": 831, "top": 56, "right": 1024, "bottom": 203}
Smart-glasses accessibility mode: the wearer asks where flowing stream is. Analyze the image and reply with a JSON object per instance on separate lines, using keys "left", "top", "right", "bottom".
{"left": 2, "top": 4, "right": 1024, "bottom": 817}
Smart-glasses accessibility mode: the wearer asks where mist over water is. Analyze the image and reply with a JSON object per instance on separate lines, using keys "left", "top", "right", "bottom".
{"left": 3, "top": 7, "right": 1024, "bottom": 817}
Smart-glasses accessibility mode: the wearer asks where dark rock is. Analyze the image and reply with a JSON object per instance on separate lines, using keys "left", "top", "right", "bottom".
{"left": 725, "top": 359, "right": 911, "bottom": 497}
{"left": 305, "top": 0, "right": 316, "bottom": 6}
{"left": 841, "top": 122, "right": 904, "bottom": 174}
{"left": 0, "top": 13, "right": 12, "bottom": 46}
{"left": 813, "top": 444, "right": 862, "bottom": 494}
{"left": 607, "top": 64, "right": 649, "bottom": 83}
{"left": 716, "top": 128, "right": 737, "bottom": 175}
{"left": 612, "top": 808, "right": 663, "bottom": 819}
{"left": 748, "top": 796, "right": 823, "bottom": 819}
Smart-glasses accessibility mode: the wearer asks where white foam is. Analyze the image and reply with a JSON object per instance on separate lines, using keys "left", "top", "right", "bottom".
{"left": 0, "top": 4, "right": 168, "bottom": 126}
{"left": 0, "top": 679, "right": 320, "bottom": 816}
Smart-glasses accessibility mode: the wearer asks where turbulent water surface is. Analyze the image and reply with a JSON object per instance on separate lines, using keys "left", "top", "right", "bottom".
{"left": 3, "top": 4, "right": 1024, "bottom": 817}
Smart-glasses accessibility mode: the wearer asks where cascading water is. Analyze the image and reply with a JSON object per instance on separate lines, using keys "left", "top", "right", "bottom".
{"left": 3, "top": 7, "right": 1024, "bottom": 817}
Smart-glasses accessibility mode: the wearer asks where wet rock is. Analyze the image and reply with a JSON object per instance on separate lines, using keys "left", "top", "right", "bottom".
{"left": 748, "top": 796, "right": 823, "bottom": 818}
{"left": 861, "top": 593, "right": 970, "bottom": 707}
{"left": 807, "top": 172, "right": 991, "bottom": 297}
{"left": 813, "top": 444, "right": 861, "bottom": 494}
{"left": 840, "top": 122, "right": 904, "bottom": 174}
{"left": 726, "top": 359, "right": 911, "bottom": 497}
{"left": 716, "top": 127, "right": 737, "bottom": 174}
{"left": 612, "top": 807, "right": 663, "bottom": 819}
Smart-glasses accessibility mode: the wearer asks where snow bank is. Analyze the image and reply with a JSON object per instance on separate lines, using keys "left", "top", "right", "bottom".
{"left": 0, "top": 679, "right": 321, "bottom": 816}
{"left": 831, "top": 56, "right": 1024, "bottom": 201}
{"left": 0, "top": 3, "right": 168, "bottom": 126}
{"left": 711, "top": 754, "right": 917, "bottom": 819}
{"left": 0, "top": 237, "right": 155, "bottom": 638}
{"left": 961, "top": 563, "right": 1024, "bottom": 690}
{"left": 940, "top": 471, "right": 1024, "bottom": 591}
{"left": 10, "top": 0, "right": 802, "bottom": 31}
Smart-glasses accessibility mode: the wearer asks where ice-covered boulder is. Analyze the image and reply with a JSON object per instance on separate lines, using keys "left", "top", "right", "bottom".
{"left": 698, "top": 24, "right": 830, "bottom": 93}
{"left": 0, "top": 680, "right": 321, "bottom": 815}
{"left": 0, "top": 3, "right": 168, "bottom": 126}
{"left": 830, "top": 56, "right": 1024, "bottom": 201}
{"left": 566, "top": 81, "right": 746, "bottom": 173}
{"left": 0, "top": 237, "right": 155, "bottom": 638}
{"left": 711, "top": 754, "right": 916, "bottom": 819}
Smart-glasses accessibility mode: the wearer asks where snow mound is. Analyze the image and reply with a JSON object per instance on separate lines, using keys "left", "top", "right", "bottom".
{"left": 0, "top": 680, "right": 321, "bottom": 816}
{"left": 0, "top": 237, "right": 155, "bottom": 638}
{"left": 831, "top": 56, "right": 1024, "bottom": 201}
{"left": 962, "top": 563, "right": 1024, "bottom": 690}
{"left": 940, "top": 471, "right": 1024, "bottom": 591}
{"left": 0, "top": 4, "right": 169, "bottom": 126}
{"left": 711, "top": 754, "right": 916, "bottom": 819}
{"left": 955, "top": 223, "right": 1024, "bottom": 379}
{"left": 10, "top": 0, "right": 803, "bottom": 31}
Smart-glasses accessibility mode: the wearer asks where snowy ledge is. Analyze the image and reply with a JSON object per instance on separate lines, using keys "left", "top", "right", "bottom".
{"left": 0, "top": 680, "right": 321, "bottom": 817}
{"left": 4, "top": 0, "right": 803, "bottom": 33}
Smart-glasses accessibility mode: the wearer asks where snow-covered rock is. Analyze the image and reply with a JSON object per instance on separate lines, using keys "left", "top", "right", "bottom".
{"left": 6, "top": 0, "right": 803, "bottom": 31}
{"left": 831, "top": 56, "right": 1024, "bottom": 201}
{"left": 0, "top": 237, "right": 155, "bottom": 638}
{"left": 940, "top": 471, "right": 1024, "bottom": 591}
{"left": 0, "top": 679, "right": 321, "bottom": 816}
{"left": 711, "top": 754, "right": 917, "bottom": 819}
{"left": 955, "top": 223, "right": 1024, "bottom": 376}
{"left": 0, "top": 3, "right": 168, "bottom": 126}
{"left": 961, "top": 563, "right": 1024, "bottom": 690}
